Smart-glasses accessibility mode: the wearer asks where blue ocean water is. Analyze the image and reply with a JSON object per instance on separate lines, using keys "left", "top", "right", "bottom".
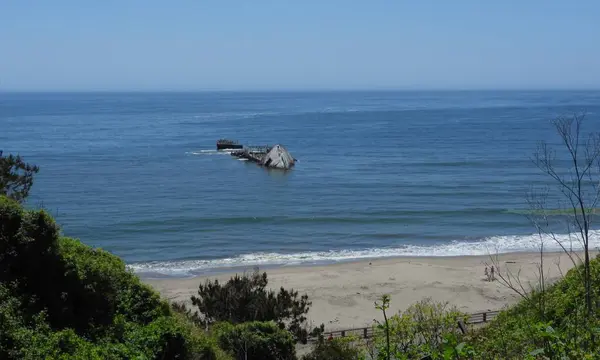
{"left": 1, "top": 91, "right": 600, "bottom": 276}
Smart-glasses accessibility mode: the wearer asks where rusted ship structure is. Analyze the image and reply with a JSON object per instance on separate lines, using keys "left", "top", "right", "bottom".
{"left": 216, "top": 139, "right": 243, "bottom": 150}
{"left": 222, "top": 140, "right": 296, "bottom": 170}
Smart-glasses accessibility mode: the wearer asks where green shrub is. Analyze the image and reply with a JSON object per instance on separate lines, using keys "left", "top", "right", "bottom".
{"left": 58, "top": 236, "right": 170, "bottom": 333}
{"left": 23, "top": 329, "right": 105, "bottom": 360}
{"left": 0, "top": 151, "right": 39, "bottom": 203}
{"left": 471, "top": 255, "right": 600, "bottom": 359}
{"left": 372, "top": 297, "right": 469, "bottom": 359}
{"left": 0, "top": 285, "right": 42, "bottom": 359}
{"left": 123, "top": 316, "right": 194, "bottom": 359}
{"left": 0, "top": 196, "right": 225, "bottom": 359}
{"left": 301, "top": 336, "right": 365, "bottom": 360}
{"left": 212, "top": 321, "right": 296, "bottom": 360}
{"left": 192, "top": 268, "right": 312, "bottom": 343}
{"left": 0, "top": 197, "right": 70, "bottom": 329}
{"left": 0, "top": 288, "right": 105, "bottom": 360}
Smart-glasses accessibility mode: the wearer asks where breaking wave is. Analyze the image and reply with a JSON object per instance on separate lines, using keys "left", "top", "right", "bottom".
{"left": 129, "top": 229, "right": 600, "bottom": 277}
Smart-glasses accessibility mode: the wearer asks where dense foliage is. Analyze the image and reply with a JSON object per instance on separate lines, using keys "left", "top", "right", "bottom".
{"left": 301, "top": 333, "right": 364, "bottom": 360}
{"left": 470, "top": 255, "right": 600, "bottom": 359}
{"left": 191, "top": 269, "right": 312, "bottom": 343}
{"left": 372, "top": 298, "right": 470, "bottom": 360}
{"left": 0, "top": 151, "right": 39, "bottom": 203}
{"left": 0, "top": 196, "right": 228, "bottom": 359}
{"left": 212, "top": 321, "right": 297, "bottom": 360}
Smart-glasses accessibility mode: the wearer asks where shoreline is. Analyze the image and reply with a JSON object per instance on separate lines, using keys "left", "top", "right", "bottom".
{"left": 130, "top": 228, "right": 600, "bottom": 279}
{"left": 144, "top": 251, "right": 588, "bottom": 330}
{"left": 135, "top": 249, "right": 581, "bottom": 280}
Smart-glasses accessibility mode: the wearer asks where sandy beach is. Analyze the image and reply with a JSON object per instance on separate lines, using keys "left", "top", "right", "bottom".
{"left": 145, "top": 251, "right": 586, "bottom": 330}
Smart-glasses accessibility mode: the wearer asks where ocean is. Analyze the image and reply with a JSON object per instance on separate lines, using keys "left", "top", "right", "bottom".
{"left": 1, "top": 91, "right": 600, "bottom": 277}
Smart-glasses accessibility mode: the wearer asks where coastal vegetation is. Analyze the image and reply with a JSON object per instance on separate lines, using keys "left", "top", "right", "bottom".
{"left": 471, "top": 255, "right": 600, "bottom": 359}
{"left": 188, "top": 269, "right": 312, "bottom": 343}
{"left": 0, "top": 195, "right": 229, "bottom": 359}
{"left": 1, "top": 113, "right": 600, "bottom": 359}
{"left": 0, "top": 150, "right": 39, "bottom": 203}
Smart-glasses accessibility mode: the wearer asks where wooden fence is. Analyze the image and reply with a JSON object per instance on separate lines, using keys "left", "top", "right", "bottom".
{"left": 315, "top": 310, "right": 500, "bottom": 341}
{"left": 465, "top": 310, "right": 499, "bottom": 325}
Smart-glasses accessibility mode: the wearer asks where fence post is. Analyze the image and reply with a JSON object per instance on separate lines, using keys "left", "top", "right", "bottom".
{"left": 364, "top": 328, "right": 368, "bottom": 338}
{"left": 483, "top": 312, "right": 487, "bottom": 322}
{"left": 457, "top": 320, "right": 466, "bottom": 334}
{"left": 341, "top": 331, "right": 346, "bottom": 337}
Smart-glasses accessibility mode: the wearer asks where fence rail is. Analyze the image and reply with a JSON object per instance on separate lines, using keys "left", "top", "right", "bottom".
{"left": 466, "top": 310, "right": 499, "bottom": 324}
{"left": 314, "top": 310, "right": 500, "bottom": 341}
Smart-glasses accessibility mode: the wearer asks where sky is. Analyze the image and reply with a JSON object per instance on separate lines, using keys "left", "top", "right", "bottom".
{"left": 1, "top": 1, "right": 599, "bottom": 91}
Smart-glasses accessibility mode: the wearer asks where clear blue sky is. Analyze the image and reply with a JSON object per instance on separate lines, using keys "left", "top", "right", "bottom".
{"left": 1, "top": 1, "right": 599, "bottom": 91}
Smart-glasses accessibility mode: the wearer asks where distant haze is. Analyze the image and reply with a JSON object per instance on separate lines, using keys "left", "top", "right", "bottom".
{"left": 1, "top": 1, "right": 599, "bottom": 91}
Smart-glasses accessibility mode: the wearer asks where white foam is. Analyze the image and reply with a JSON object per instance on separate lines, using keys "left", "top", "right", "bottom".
{"left": 129, "top": 229, "right": 600, "bottom": 277}
{"left": 186, "top": 149, "right": 235, "bottom": 156}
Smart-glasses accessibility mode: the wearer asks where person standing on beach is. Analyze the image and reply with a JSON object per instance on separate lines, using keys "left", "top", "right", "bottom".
{"left": 485, "top": 266, "right": 489, "bottom": 281}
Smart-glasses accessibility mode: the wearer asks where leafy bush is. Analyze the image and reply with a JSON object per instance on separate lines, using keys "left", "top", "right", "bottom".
{"left": 0, "top": 196, "right": 224, "bottom": 359}
{"left": 191, "top": 268, "right": 312, "bottom": 342}
{"left": 58, "top": 236, "right": 170, "bottom": 334}
{"left": 471, "top": 255, "right": 600, "bottom": 359}
{"left": 301, "top": 335, "right": 365, "bottom": 360}
{"left": 0, "top": 151, "right": 39, "bottom": 203}
{"left": 372, "top": 297, "right": 469, "bottom": 359}
{"left": 212, "top": 321, "right": 296, "bottom": 360}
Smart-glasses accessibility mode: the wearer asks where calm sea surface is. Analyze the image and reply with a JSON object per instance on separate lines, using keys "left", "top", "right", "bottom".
{"left": 1, "top": 91, "right": 600, "bottom": 276}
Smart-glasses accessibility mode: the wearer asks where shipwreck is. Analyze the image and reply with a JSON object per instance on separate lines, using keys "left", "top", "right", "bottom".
{"left": 227, "top": 142, "right": 296, "bottom": 170}
{"left": 216, "top": 139, "right": 243, "bottom": 150}
{"left": 260, "top": 144, "right": 296, "bottom": 169}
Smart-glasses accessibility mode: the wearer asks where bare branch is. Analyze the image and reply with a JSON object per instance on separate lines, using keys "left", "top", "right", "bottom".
{"left": 530, "top": 112, "right": 598, "bottom": 318}
{"left": 526, "top": 187, "right": 581, "bottom": 271}
{"left": 485, "top": 252, "right": 529, "bottom": 301}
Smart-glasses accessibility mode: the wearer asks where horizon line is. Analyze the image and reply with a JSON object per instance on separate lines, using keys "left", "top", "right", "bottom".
{"left": 1, "top": 87, "right": 600, "bottom": 93}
